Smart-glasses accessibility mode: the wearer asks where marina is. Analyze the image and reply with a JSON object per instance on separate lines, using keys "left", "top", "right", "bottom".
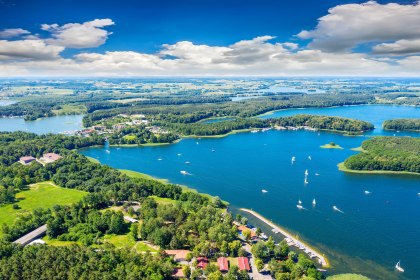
{"left": 240, "top": 208, "right": 328, "bottom": 267}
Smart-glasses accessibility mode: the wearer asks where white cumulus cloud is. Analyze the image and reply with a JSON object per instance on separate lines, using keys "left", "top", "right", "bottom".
{"left": 0, "top": 28, "right": 31, "bottom": 39}
{"left": 298, "top": 1, "right": 420, "bottom": 52}
{"left": 0, "top": 40, "right": 64, "bottom": 60}
{"left": 42, "top": 18, "right": 115, "bottom": 48}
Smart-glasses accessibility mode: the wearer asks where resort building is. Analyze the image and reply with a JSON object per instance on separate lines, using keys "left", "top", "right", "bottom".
{"left": 237, "top": 257, "right": 251, "bottom": 272}
{"left": 40, "top": 153, "right": 62, "bottom": 163}
{"left": 217, "top": 257, "right": 229, "bottom": 272}
{"left": 165, "top": 250, "right": 191, "bottom": 262}
{"left": 19, "top": 156, "right": 36, "bottom": 165}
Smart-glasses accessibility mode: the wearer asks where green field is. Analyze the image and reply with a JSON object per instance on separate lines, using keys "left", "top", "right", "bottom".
{"left": 327, "top": 274, "right": 370, "bottom": 280}
{"left": 52, "top": 104, "right": 87, "bottom": 115}
{"left": 120, "top": 169, "right": 169, "bottom": 183}
{"left": 0, "top": 181, "right": 87, "bottom": 233}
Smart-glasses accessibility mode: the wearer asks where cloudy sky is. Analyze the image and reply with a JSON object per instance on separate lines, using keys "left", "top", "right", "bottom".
{"left": 0, "top": 0, "right": 420, "bottom": 77}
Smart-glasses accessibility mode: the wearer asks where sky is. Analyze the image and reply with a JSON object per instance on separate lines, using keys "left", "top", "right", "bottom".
{"left": 0, "top": 0, "right": 420, "bottom": 77}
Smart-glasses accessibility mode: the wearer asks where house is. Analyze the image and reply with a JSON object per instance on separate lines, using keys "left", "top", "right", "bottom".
{"left": 172, "top": 267, "right": 186, "bottom": 279}
{"left": 196, "top": 257, "right": 209, "bottom": 269}
{"left": 217, "top": 257, "right": 229, "bottom": 272}
{"left": 19, "top": 156, "right": 36, "bottom": 165}
{"left": 237, "top": 257, "right": 251, "bottom": 272}
{"left": 41, "top": 153, "right": 62, "bottom": 163}
{"left": 113, "top": 124, "right": 126, "bottom": 130}
{"left": 237, "top": 225, "right": 256, "bottom": 238}
{"left": 165, "top": 250, "right": 191, "bottom": 262}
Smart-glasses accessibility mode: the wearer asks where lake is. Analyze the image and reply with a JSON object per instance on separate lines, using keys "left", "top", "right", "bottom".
{"left": 0, "top": 115, "right": 84, "bottom": 134}
{"left": 80, "top": 105, "right": 420, "bottom": 279}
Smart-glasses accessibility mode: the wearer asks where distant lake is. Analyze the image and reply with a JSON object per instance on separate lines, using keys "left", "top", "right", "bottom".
{"left": 80, "top": 105, "right": 420, "bottom": 279}
{"left": 0, "top": 115, "right": 84, "bottom": 134}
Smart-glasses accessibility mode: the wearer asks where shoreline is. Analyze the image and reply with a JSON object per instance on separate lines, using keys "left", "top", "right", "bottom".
{"left": 338, "top": 162, "right": 420, "bottom": 176}
{"left": 240, "top": 208, "right": 329, "bottom": 268}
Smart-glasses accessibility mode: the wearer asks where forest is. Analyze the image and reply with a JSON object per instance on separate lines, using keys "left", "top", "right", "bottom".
{"left": 383, "top": 118, "right": 420, "bottom": 131}
{"left": 343, "top": 136, "right": 420, "bottom": 173}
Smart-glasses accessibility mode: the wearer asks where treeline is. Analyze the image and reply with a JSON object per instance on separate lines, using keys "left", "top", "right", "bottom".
{"left": 271, "top": 114, "right": 374, "bottom": 132}
{"left": 163, "top": 115, "right": 373, "bottom": 136}
{"left": 344, "top": 136, "right": 420, "bottom": 173}
{"left": 83, "top": 93, "right": 375, "bottom": 127}
{"left": 0, "top": 242, "right": 174, "bottom": 279}
{"left": 383, "top": 118, "right": 420, "bottom": 131}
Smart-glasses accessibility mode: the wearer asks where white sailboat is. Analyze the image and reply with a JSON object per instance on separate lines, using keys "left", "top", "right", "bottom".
{"left": 315, "top": 173, "right": 320, "bottom": 176}
{"left": 395, "top": 261, "right": 404, "bottom": 272}
{"left": 185, "top": 161, "right": 191, "bottom": 164}
{"left": 312, "top": 199, "right": 316, "bottom": 206}
{"left": 180, "top": 170, "right": 189, "bottom": 175}
{"left": 305, "top": 169, "right": 309, "bottom": 176}
{"left": 291, "top": 156, "right": 296, "bottom": 164}
{"left": 364, "top": 190, "right": 371, "bottom": 195}
{"left": 298, "top": 199, "right": 302, "bottom": 204}
{"left": 308, "top": 156, "right": 312, "bottom": 160}
{"left": 297, "top": 205, "right": 304, "bottom": 210}
{"left": 304, "top": 178, "right": 309, "bottom": 184}
{"left": 177, "top": 153, "right": 182, "bottom": 156}
{"left": 261, "top": 189, "right": 268, "bottom": 193}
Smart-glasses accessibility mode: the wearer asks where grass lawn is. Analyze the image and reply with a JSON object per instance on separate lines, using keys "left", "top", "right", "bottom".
{"left": 327, "top": 274, "right": 370, "bottom": 280}
{"left": 52, "top": 104, "right": 87, "bottom": 115}
{"left": 120, "top": 169, "right": 168, "bottom": 183}
{"left": 123, "top": 134, "right": 137, "bottom": 141}
{"left": 103, "top": 234, "right": 136, "bottom": 249}
{"left": 85, "top": 156, "right": 100, "bottom": 164}
{"left": 0, "top": 181, "right": 87, "bottom": 235}
{"left": 134, "top": 241, "right": 158, "bottom": 252}
{"left": 150, "top": 196, "right": 177, "bottom": 205}
{"left": 43, "top": 236, "right": 81, "bottom": 246}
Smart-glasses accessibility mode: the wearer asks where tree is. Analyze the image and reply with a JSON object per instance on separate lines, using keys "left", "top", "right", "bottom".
{"left": 129, "top": 223, "right": 139, "bottom": 241}
{"left": 251, "top": 241, "right": 269, "bottom": 260}
{"left": 238, "top": 248, "right": 247, "bottom": 257}
{"left": 255, "top": 258, "right": 264, "bottom": 271}
{"left": 182, "top": 265, "right": 191, "bottom": 279}
{"left": 207, "top": 271, "right": 223, "bottom": 280}
{"left": 242, "top": 229, "right": 251, "bottom": 242}
{"left": 255, "top": 227, "right": 262, "bottom": 237}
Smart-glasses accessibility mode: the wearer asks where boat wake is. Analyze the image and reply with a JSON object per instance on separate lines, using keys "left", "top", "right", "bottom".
{"left": 333, "top": 206, "right": 344, "bottom": 213}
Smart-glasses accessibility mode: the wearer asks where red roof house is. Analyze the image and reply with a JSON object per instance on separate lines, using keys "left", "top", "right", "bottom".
{"left": 41, "top": 153, "right": 62, "bottom": 163}
{"left": 196, "top": 257, "right": 209, "bottom": 269}
{"left": 237, "top": 225, "right": 256, "bottom": 238}
{"left": 237, "top": 257, "right": 251, "bottom": 272}
{"left": 217, "top": 257, "right": 229, "bottom": 272}
{"left": 19, "top": 156, "right": 36, "bottom": 165}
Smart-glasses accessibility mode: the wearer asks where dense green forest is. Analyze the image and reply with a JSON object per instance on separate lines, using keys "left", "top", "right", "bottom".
{"left": 343, "top": 137, "right": 420, "bottom": 173}
{"left": 163, "top": 115, "right": 373, "bottom": 136}
{"left": 383, "top": 118, "right": 420, "bottom": 131}
{"left": 0, "top": 242, "right": 174, "bottom": 279}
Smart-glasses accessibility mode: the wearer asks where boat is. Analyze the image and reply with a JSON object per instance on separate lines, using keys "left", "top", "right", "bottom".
{"left": 261, "top": 189, "right": 268, "bottom": 193}
{"left": 297, "top": 205, "right": 304, "bottom": 210}
{"left": 185, "top": 161, "right": 191, "bottom": 164}
{"left": 312, "top": 199, "right": 316, "bottom": 206}
{"left": 157, "top": 158, "right": 163, "bottom": 161}
{"left": 196, "top": 142, "right": 199, "bottom": 144}
{"left": 177, "top": 153, "right": 182, "bottom": 156}
{"left": 364, "top": 190, "right": 371, "bottom": 195}
{"left": 251, "top": 129, "right": 259, "bottom": 133}
{"left": 333, "top": 206, "right": 344, "bottom": 213}
{"left": 298, "top": 199, "right": 302, "bottom": 204}
{"left": 305, "top": 169, "right": 309, "bottom": 176}
{"left": 304, "top": 178, "right": 308, "bottom": 184}
{"left": 180, "top": 170, "right": 188, "bottom": 175}
{"left": 308, "top": 156, "right": 312, "bottom": 160}
{"left": 395, "top": 261, "right": 404, "bottom": 272}
{"left": 212, "top": 149, "right": 215, "bottom": 152}
{"left": 315, "top": 173, "right": 320, "bottom": 176}
{"left": 291, "top": 156, "right": 296, "bottom": 164}
{"left": 417, "top": 193, "right": 420, "bottom": 196}
{"left": 105, "top": 150, "right": 110, "bottom": 154}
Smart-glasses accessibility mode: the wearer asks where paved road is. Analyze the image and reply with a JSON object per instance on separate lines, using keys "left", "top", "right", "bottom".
{"left": 243, "top": 244, "right": 272, "bottom": 280}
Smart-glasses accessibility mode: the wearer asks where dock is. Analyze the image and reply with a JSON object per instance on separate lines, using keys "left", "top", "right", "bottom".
{"left": 240, "top": 208, "right": 328, "bottom": 267}
{"left": 13, "top": 224, "right": 47, "bottom": 246}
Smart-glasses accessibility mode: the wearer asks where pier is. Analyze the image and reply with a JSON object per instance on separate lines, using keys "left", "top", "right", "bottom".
{"left": 240, "top": 208, "right": 329, "bottom": 267}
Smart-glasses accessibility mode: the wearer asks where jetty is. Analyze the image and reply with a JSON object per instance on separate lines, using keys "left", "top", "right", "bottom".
{"left": 240, "top": 208, "right": 328, "bottom": 267}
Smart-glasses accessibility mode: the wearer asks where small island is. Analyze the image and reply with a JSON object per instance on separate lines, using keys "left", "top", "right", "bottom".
{"left": 340, "top": 136, "right": 420, "bottom": 175}
{"left": 383, "top": 118, "right": 420, "bottom": 132}
{"left": 321, "top": 142, "right": 343, "bottom": 149}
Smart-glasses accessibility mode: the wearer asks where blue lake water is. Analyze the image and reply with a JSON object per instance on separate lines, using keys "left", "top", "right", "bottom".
{"left": 79, "top": 105, "right": 420, "bottom": 279}
{"left": 0, "top": 115, "right": 84, "bottom": 134}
